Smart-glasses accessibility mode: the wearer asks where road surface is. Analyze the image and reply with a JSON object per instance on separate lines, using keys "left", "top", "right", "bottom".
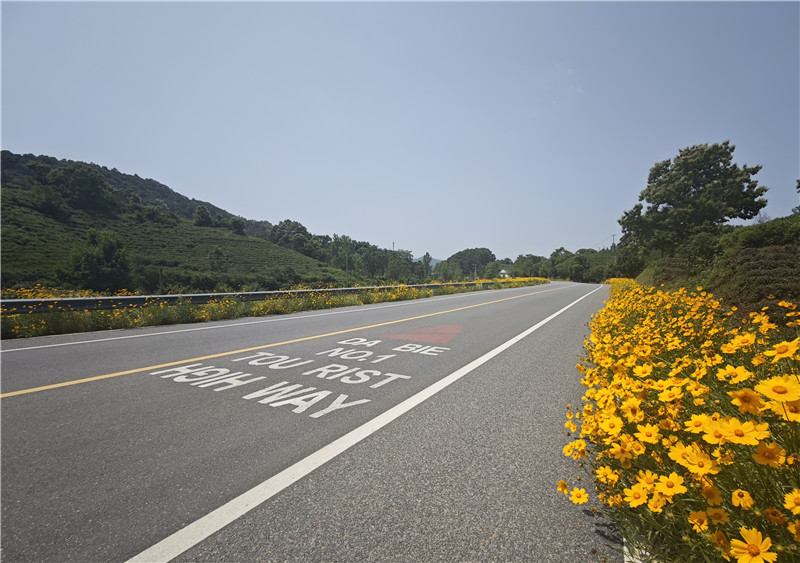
{"left": 1, "top": 281, "right": 622, "bottom": 562}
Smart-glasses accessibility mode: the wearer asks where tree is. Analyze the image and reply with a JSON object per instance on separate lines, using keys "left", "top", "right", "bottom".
{"left": 512, "top": 254, "right": 545, "bottom": 277}
{"left": 619, "top": 141, "right": 767, "bottom": 256}
{"left": 421, "top": 252, "right": 432, "bottom": 279}
{"left": 58, "top": 229, "right": 131, "bottom": 291}
{"left": 268, "top": 219, "right": 310, "bottom": 251}
{"left": 230, "top": 216, "right": 246, "bottom": 235}
{"left": 47, "top": 163, "right": 115, "bottom": 212}
{"left": 445, "top": 248, "right": 496, "bottom": 279}
{"left": 194, "top": 205, "right": 213, "bottom": 227}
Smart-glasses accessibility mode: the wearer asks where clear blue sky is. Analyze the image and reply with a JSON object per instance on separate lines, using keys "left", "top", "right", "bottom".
{"left": 3, "top": 1, "right": 798, "bottom": 261}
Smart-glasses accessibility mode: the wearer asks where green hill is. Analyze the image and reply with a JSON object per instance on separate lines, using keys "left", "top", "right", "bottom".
{"left": 1, "top": 151, "right": 350, "bottom": 292}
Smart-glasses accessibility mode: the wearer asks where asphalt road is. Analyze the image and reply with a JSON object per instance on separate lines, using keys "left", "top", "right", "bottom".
{"left": 1, "top": 281, "right": 623, "bottom": 562}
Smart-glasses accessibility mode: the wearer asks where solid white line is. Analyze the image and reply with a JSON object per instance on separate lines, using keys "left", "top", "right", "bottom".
{"left": 126, "top": 285, "right": 603, "bottom": 563}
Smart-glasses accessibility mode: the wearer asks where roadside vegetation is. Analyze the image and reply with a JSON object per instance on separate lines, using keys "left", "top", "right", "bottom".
{"left": 0, "top": 277, "right": 548, "bottom": 339}
{"left": 560, "top": 279, "right": 799, "bottom": 562}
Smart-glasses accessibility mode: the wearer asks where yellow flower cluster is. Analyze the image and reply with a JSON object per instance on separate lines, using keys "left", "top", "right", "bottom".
{"left": 559, "top": 280, "right": 800, "bottom": 562}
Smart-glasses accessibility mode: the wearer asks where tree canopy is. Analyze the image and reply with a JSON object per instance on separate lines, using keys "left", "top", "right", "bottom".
{"left": 58, "top": 229, "right": 131, "bottom": 292}
{"left": 619, "top": 141, "right": 767, "bottom": 256}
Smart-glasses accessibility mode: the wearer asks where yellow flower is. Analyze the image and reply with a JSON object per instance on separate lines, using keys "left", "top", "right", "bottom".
{"left": 763, "top": 507, "right": 786, "bottom": 525}
{"left": 716, "top": 364, "right": 753, "bottom": 384}
{"left": 702, "top": 484, "right": 723, "bottom": 506}
{"left": 623, "top": 483, "right": 649, "bottom": 508}
{"left": 784, "top": 489, "right": 800, "bottom": 515}
{"left": 632, "top": 364, "right": 653, "bottom": 377}
{"left": 729, "top": 527, "right": 776, "bottom": 563}
{"left": 763, "top": 337, "right": 799, "bottom": 362}
{"left": 667, "top": 441, "right": 690, "bottom": 466}
{"left": 656, "top": 472, "right": 687, "bottom": 498}
{"left": 755, "top": 375, "right": 800, "bottom": 402}
{"left": 702, "top": 419, "right": 728, "bottom": 446}
{"left": 599, "top": 415, "right": 625, "bottom": 436}
{"left": 732, "top": 489, "right": 755, "bottom": 510}
{"left": 684, "top": 444, "right": 721, "bottom": 476}
{"left": 595, "top": 466, "right": 619, "bottom": 485}
{"left": 619, "top": 397, "right": 645, "bottom": 422}
{"left": 570, "top": 487, "right": 589, "bottom": 505}
{"left": 718, "top": 417, "right": 770, "bottom": 446}
{"left": 789, "top": 520, "right": 800, "bottom": 542}
{"left": 647, "top": 491, "right": 668, "bottom": 513}
{"left": 710, "top": 530, "right": 730, "bottom": 558}
{"left": 707, "top": 507, "right": 730, "bottom": 524}
{"left": 766, "top": 398, "right": 800, "bottom": 422}
{"left": 557, "top": 480, "right": 569, "bottom": 494}
{"left": 634, "top": 423, "right": 662, "bottom": 444}
{"left": 684, "top": 413, "right": 710, "bottom": 434}
{"left": 751, "top": 442, "right": 786, "bottom": 468}
{"left": 728, "top": 388, "right": 765, "bottom": 416}
{"left": 658, "top": 387, "right": 683, "bottom": 403}
{"left": 636, "top": 470, "right": 658, "bottom": 492}
{"left": 688, "top": 510, "right": 709, "bottom": 533}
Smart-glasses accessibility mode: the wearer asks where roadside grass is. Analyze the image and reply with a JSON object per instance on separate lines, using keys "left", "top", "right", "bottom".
{"left": 559, "top": 278, "right": 800, "bottom": 562}
{"left": 0, "top": 277, "right": 549, "bottom": 339}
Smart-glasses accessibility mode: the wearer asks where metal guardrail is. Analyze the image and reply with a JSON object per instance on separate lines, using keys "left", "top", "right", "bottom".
{"left": 0, "top": 282, "right": 497, "bottom": 314}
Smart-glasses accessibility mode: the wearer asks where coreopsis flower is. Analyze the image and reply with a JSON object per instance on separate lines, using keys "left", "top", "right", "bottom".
{"left": 702, "top": 419, "right": 728, "bottom": 446}
{"left": 688, "top": 510, "right": 709, "bottom": 533}
{"left": 733, "top": 333, "right": 757, "bottom": 349}
{"left": 557, "top": 480, "right": 569, "bottom": 494}
{"left": 658, "top": 387, "right": 684, "bottom": 403}
{"left": 632, "top": 364, "right": 653, "bottom": 378}
{"left": 685, "top": 413, "right": 710, "bottom": 434}
{"left": 710, "top": 530, "right": 731, "bottom": 559}
{"left": 707, "top": 507, "right": 730, "bottom": 524}
{"left": 595, "top": 466, "right": 619, "bottom": 485}
{"left": 702, "top": 483, "right": 724, "bottom": 506}
{"left": 729, "top": 527, "right": 777, "bottom": 563}
{"left": 647, "top": 491, "right": 668, "bottom": 513}
{"left": 636, "top": 470, "right": 658, "bottom": 493}
{"left": 784, "top": 489, "right": 800, "bottom": 515}
{"left": 728, "top": 388, "right": 765, "bottom": 416}
{"left": 718, "top": 417, "right": 770, "bottom": 446}
{"left": 684, "top": 444, "right": 721, "bottom": 476}
{"left": 763, "top": 507, "right": 787, "bottom": 525}
{"left": 668, "top": 441, "right": 691, "bottom": 466}
{"left": 755, "top": 375, "right": 800, "bottom": 402}
{"left": 789, "top": 520, "right": 800, "bottom": 542}
{"left": 751, "top": 442, "right": 786, "bottom": 468}
{"left": 634, "top": 423, "right": 662, "bottom": 444}
{"left": 570, "top": 487, "right": 589, "bottom": 505}
{"left": 656, "top": 472, "right": 687, "bottom": 498}
{"left": 732, "top": 489, "right": 755, "bottom": 510}
{"left": 619, "top": 397, "right": 645, "bottom": 422}
{"left": 623, "top": 483, "right": 649, "bottom": 508}
{"left": 716, "top": 364, "right": 753, "bottom": 384}
{"left": 598, "top": 414, "right": 625, "bottom": 437}
{"left": 763, "top": 338, "right": 799, "bottom": 363}
{"left": 766, "top": 398, "right": 800, "bottom": 422}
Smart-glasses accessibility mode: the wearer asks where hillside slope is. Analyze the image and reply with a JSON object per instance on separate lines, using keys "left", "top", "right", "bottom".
{"left": 1, "top": 151, "right": 349, "bottom": 292}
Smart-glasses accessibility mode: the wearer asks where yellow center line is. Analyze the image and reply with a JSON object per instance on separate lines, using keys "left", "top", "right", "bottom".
{"left": 1, "top": 286, "right": 568, "bottom": 398}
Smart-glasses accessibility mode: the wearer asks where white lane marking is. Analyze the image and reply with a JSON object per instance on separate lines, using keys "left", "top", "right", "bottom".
{"left": 126, "top": 284, "right": 603, "bottom": 563}
{"left": 1, "top": 285, "right": 566, "bottom": 353}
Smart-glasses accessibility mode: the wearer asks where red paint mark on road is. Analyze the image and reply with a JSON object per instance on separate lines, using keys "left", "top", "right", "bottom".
{"left": 382, "top": 325, "right": 464, "bottom": 345}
